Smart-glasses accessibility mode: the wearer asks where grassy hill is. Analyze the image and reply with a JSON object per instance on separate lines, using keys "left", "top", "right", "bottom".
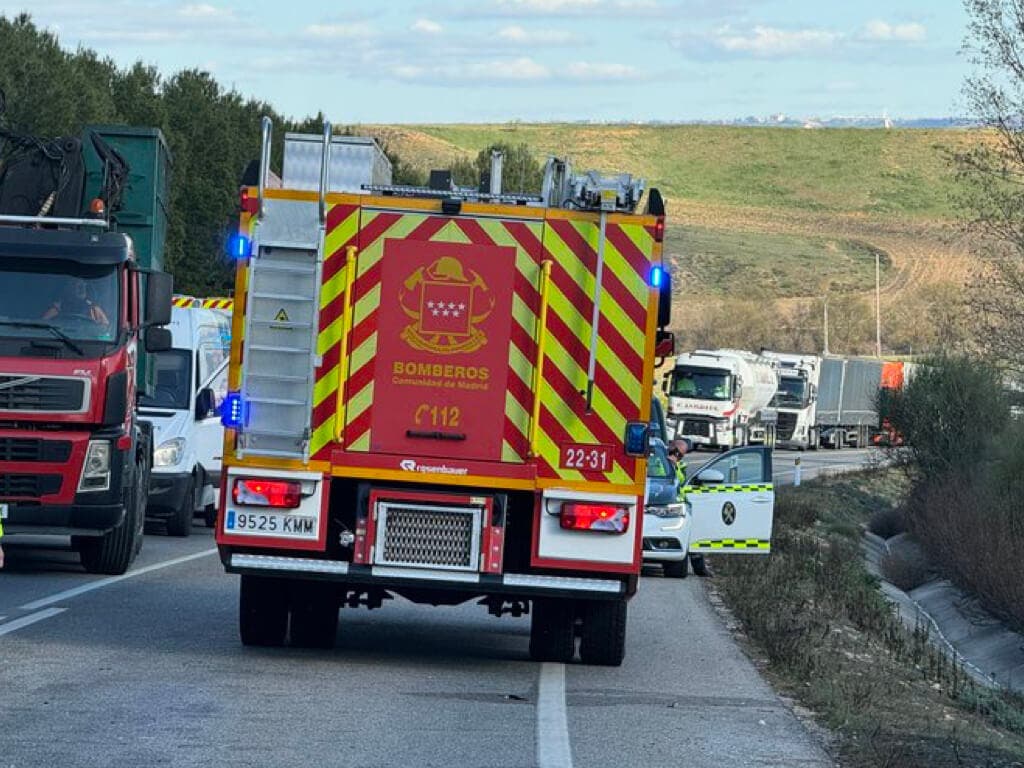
{"left": 363, "top": 124, "right": 980, "bottom": 355}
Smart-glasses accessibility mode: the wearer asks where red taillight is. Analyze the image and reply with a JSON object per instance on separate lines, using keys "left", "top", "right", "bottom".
{"left": 654, "top": 217, "right": 665, "bottom": 243}
{"left": 559, "top": 503, "right": 630, "bottom": 534}
{"left": 232, "top": 478, "right": 302, "bottom": 509}
{"left": 240, "top": 187, "right": 259, "bottom": 215}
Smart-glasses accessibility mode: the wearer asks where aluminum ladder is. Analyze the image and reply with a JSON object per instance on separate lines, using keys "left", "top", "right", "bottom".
{"left": 236, "top": 119, "right": 331, "bottom": 461}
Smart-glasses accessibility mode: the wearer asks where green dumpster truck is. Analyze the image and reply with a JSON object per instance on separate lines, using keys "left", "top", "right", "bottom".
{"left": 0, "top": 118, "right": 175, "bottom": 574}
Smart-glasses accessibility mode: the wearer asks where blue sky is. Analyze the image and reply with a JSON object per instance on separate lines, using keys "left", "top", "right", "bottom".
{"left": 2, "top": 0, "right": 970, "bottom": 122}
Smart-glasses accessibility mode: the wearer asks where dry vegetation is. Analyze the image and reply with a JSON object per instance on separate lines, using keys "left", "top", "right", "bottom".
{"left": 363, "top": 123, "right": 983, "bottom": 356}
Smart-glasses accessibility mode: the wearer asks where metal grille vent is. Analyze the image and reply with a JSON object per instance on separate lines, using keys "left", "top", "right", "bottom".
{"left": 682, "top": 418, "right": 710, "bottom": 437}
{"left": 0, "top": 376, "right": 85, "bottom": 412}
{"left": 0, "top": 473, "right": 62, "bottom": 498}
{"left": 375, "top": 503, "right": 481, "bottom": 572}
{"left": 775, "top": 411, "right": 798, "bottom": 440}
{"left": 0, "top": 438, "right": 71, "bottom": 462}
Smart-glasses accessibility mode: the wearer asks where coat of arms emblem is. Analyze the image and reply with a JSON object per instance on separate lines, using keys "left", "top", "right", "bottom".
{"left": 398, "top": 256, "right": 495, "bottom": 354}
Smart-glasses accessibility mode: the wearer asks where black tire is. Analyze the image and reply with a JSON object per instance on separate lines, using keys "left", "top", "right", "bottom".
{"left": 78, "top": 462, "right": 144, "bottom": 575}
{"left": 239, "top": 575, "right": 288, "bottom": 647}
{"left": 529, "top": 599, "right": 576, "bottom": 663}
{"left": 664, "top": 557, "right": 688, "bottom": 579}
{"left": 691, "top": 554, "right": 709, "bottom": 577}
{"left": 203, "top": 505, "right": 217, "bottom": 528}
{"left": 165, "top": 475, "right": 195, "bottom": 538}
{"left": 579, "top": 599, "right": 627, "bottom": 667}
{"left": 289, "top": 585, "right": 339, "bottom": 649}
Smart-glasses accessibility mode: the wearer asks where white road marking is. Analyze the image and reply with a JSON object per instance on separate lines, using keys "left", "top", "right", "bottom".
{"left": 19, "top": 548, "right": 217, "bottom": 612}
{"left": 0, "top": 607, "right": 66, "bottom": 636}
{"left": 537, "top": 662, "right": 573, "bottom": 768}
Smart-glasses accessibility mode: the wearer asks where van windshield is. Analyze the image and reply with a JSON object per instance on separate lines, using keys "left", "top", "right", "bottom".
{"left": 140, "top": 350, "right": 192, "bottom": 410}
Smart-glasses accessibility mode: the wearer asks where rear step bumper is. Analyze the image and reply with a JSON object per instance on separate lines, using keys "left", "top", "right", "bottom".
{"left": 226, "top": 553, "right": 625, "bottom": 598}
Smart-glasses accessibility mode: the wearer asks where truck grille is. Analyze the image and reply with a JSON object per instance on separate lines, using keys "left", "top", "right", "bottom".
{"left": 375, "top": 502, "right": 481, "bottom": 571}
{"left": 776, "top": 411, "right": 798, "bottom": 441}
{"left": 0, "top": 438, "right": 72, "bottom": 463}
{"left": 682, "top": 419, "right": 710, "bottom": 437}
{"left": 0, "top": 473, "right": 62, "bottom": 498}
{"left": 0, "top": 376, "right": 86, "bottom": 413}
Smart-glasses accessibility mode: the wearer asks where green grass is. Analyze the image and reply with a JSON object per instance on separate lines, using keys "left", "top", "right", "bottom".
{"left": 666, "top": 227, "right": 891, "bottom": 298}
{"left": 376, "top": 124, "right": 974, "bottom": 220}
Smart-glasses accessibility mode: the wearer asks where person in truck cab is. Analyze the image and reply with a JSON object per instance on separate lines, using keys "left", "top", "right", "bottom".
{"left": 42, "top": 277, "right": 110, "bottom": 327}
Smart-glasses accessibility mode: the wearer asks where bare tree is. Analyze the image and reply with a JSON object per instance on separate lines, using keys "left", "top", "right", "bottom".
{"left": 958, "top": 0, "right": 1024, "bottom": 372}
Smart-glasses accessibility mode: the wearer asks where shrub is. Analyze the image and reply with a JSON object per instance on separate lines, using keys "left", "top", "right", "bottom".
{"left": 869, "top": 505, "right": 908, "bottom": 539}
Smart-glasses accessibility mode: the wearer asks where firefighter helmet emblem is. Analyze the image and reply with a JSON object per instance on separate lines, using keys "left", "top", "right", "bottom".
{"left": 399, "top": 256, "right": 494, "bottom": 354}
{"left": 722, "top": 502, "right": 737, "bottom": 526}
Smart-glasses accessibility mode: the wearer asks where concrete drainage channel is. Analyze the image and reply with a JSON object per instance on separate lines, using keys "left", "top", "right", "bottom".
{"left": 863, "top": 531, "right": 1024, "bottom": 693}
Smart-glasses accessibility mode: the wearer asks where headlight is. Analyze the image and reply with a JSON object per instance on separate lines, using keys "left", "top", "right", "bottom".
{"left": 154, "top": 438, "right": 185, "bottom": 468}
{"left": 78, "top": 440, "right": 111, "bottom": 492}
{"left": 645, "top": 502, "right": 685, "bottom": 518}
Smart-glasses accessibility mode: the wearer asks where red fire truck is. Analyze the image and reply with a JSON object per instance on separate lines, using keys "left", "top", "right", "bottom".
{"left": 216, "top": 121, "right": 674, "bottom": 665}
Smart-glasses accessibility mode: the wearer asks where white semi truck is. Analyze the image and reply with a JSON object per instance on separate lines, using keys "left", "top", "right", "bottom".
{"left": 663, "top": 349, "right": 779, "bottom": 451}
{"left": 763, "top": 351, "right": 822, "bottom": 451}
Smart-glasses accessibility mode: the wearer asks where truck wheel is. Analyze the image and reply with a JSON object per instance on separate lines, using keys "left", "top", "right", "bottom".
{"left": 690, "top": 555, "right": 709, "bottom": 577}
{"left": 166, "top": 475, "right": 195, "bottom": 538}
{"left": 239, "top": 575, "right": 288, "bottom": 647}
{"left": 579, "top": 599, "right": 627, "bottom": 667}
{"left": 290, "top": 586, "right": 339, "bottom": 649}
{"left": 529, "top": 599, "right": 576, "bottom": 663}
{"left": 664, "top": 557, "right": 688, "bottom": 579}
{"left": 78, "top": 461, "right": 144, "bottom": 575}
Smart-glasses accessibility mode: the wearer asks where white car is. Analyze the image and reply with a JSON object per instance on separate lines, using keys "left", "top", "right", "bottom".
{"left": 139, "top": 304, "right": 231, "bottom": 536}
{"left": 642, "top": 438, "right": 692, "bottom": 578}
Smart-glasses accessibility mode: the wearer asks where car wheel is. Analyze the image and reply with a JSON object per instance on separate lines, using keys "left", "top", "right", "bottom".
{"left": 664, "top": 557, "right": 688, "bottom": 579}
{"left": 529, "top": 599, "right": 576, "bottom": 663}
{"left": 690, "top": 554, "right": 709, "bottom": 577}
{"left": 166, "top": 475, "right": 195, "bottom": 538}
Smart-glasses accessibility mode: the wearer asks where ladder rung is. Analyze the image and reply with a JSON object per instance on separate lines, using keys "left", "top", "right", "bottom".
{"left": 245, "top": 428, "right": 307, "bottom": 439}
{"left": 248, "top": 372, "right": 309, "bottom": 383}
{"left": 251, "top": 320, "right": 314, "bottom": 329}
{"left": 247, "top": 396, "right": 309, "bottom": 406}
{"left": 253, "top": 261, "right": 317, "bottom": 274}
{"left": 247, "top": 344, "right": 311, "bottom": 354}
{"left": 251, "top": 292, "right": 314, "bottom": 302}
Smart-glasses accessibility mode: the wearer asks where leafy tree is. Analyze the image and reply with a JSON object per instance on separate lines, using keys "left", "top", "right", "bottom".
{"left": 957, "top": 0, "right": 1024, "bottom": 372}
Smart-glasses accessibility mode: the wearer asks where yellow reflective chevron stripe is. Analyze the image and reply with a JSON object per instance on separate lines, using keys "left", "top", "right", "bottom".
{"left": 692, "top": 539, "right": 771, "bottom": 550}
{"left": 686, "top": 484, "right": 774, "bottom": 494}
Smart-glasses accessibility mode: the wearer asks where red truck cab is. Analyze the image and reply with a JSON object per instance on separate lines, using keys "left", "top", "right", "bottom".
{"left": 0, "top": 221, "right": 172, "bottom": 573}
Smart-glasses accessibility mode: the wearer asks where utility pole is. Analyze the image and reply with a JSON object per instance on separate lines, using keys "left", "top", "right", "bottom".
{"left": 875, "top": 251, "right": 882, "bottom": 358}
{"left": 822, "top": 296, "right": 830, "bottom": 356}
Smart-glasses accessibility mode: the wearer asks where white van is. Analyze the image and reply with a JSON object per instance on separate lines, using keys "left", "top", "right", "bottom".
{"left": 140, "top": 304, "right": 231, "bottom": 536}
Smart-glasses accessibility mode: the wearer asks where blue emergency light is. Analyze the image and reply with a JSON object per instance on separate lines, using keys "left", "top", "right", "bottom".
{"left": 623, "top": 422, "right": 649, "bottom": 456}
{"left": 650, "top": 265, "right": 665, "bottom": 288}
{"left": 222, "top": 392, "right": 246, "bottom": 429}
{"left": 226, "top": 234, "right": 251, "bottom": 260}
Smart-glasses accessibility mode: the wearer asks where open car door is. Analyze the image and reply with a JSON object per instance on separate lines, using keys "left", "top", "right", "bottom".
{"left": 684, "top": 446, "right": 774, "bottom": 555}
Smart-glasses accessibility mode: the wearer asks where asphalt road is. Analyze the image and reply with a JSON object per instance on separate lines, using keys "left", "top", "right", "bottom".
{"left": 0, "top": 447, "right": 876, "bottom": 767}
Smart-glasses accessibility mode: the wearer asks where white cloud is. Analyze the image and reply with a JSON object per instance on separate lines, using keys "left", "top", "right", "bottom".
{"left": 412, "top": 18, "right": 444, "bottom": 34}
{"left": 483, "top": 0, "right": 665, "bottom": 15}
{"left": 862, "top": 20, "right": 926, "bottom": 43}
{"left": 178, "top": 3, "right": 226, "bottom": 17}
{"left": 497, "top": 25, "right": 577, "bottom": 44}
{"left": 390, "top": 56, "right": 552, "bottom": 83}
{"left": 709, "top": 25, "right": 840, "bottom": 57}
{"left": 304, "top": 23, "right": 374, "bottom": 39}
{"left": 566, "top": 61, "right": 642, "bottom": 81}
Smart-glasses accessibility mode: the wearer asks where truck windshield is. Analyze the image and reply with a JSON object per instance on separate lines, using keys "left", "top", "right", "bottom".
{"left": 772, "top": 377, "right": 807, "bottom": 407}
{"left": 0, "top": 258, "right": 119, "bottom": 345}
{"left": 140, "top": 350, "right": 192, "bottom": 410}
{"left": 669, "top": 367, "right": 732, "bottom": 401}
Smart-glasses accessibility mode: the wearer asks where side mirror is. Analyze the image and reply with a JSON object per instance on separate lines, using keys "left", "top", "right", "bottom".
{"left": 810, "top": 383, "right": 818, "bottom": 402}
{"left": 694, "top": 468, "right": 725, "bottom": 486}
{"left": 655, "top": 330, "right": 675, "bottom": 359}
{"left": 661, "top": 374, "right": 669, "bottom": 395}
{"left": 144, "top": 271, "right": 173, "bottom": 327}
{"left": 145, "top": 327, "right": 172, "bottom": 353}
{"left": 195, "top": 387, "right": 217, "bottom": 420}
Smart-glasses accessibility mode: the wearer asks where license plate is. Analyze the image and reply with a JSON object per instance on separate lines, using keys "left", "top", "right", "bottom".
{"left": 559, "top": 443, "right": 615, "bottom": 472}
{"left": 224, "top": 509, "right": 317, "bottom": 538}
{"left": 0, "top": 503, "right": 8, "bottom": 519}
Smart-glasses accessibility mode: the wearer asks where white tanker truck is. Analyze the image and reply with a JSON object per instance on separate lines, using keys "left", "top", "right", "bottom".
{"left": 662, "top": 349, "right": 779, "bottom": 451}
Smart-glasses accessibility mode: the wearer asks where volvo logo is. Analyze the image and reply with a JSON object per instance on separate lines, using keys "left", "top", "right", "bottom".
{"left": 722, "top": 502, "right": 737, "bottom": 526}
